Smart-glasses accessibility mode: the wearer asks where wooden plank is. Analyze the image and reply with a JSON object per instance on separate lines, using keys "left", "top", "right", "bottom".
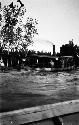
{"left": 0, "top": 99, "right": 79, "bottom": 125}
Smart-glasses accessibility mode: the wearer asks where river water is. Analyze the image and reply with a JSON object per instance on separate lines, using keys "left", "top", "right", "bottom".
{"left": 24, "top": 69, "right": 79, "bottom": 96}
{"left": 0, "top": 69, "right": 79, "bottom": 112}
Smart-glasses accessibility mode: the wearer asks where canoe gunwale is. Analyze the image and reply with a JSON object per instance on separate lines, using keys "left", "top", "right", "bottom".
{"left": 0, "top": 99, "right": 79, "bottom": 125}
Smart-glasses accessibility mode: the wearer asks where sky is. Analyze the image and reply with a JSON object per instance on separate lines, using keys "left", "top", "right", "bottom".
{"left": 1, "top": 0, "right": 79, "bottom": 53}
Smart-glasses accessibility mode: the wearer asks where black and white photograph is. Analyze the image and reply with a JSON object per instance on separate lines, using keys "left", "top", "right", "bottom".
{"left": 0, "top": 0, "right": 79, "bottom": 124}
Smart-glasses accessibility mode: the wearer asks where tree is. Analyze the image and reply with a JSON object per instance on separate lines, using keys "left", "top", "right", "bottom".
{"left": 0, "top": 1, "right": 38, "bottom": 51}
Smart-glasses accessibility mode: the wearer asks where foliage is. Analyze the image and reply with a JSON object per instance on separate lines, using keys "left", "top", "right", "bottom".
{"left": 0, "top": 1, "right": 38, "bottom": 51}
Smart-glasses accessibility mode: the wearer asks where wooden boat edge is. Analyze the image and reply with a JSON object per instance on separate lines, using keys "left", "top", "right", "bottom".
{"left": 0, "top": 99, "right": 79, "bottom": 125}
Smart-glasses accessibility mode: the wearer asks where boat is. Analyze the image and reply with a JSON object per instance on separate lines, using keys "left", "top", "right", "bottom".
{"left": 0, "top": 99, "right": 79, "bottom": 125}
{"left": 34, "top": 56, "right": 75, "bottom": 72}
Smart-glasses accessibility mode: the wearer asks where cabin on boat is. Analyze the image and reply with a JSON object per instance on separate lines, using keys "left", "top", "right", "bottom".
{"left": 25, "top": 55, "right": 75, "bottom": 70}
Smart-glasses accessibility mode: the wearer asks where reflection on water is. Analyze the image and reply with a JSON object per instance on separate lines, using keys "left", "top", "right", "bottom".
{"left": 0, "top": 69, "right": 79, "bottom": 97}
{"left": 28, "top": 69, "right": 79, "bottom": 97}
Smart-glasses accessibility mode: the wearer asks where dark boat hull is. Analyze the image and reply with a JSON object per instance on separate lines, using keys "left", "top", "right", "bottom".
{"left": 35, "top": 66, "right": 75, "bottom": 72}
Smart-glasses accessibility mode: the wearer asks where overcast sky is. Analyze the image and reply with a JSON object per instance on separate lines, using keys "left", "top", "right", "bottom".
{"left": 1, "top": 0, "right": 79, "bottom": 52}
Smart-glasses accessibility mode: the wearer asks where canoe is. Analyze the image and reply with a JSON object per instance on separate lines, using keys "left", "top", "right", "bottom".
{"left": 0, "top": 99, "right": 79, "bottom": 125}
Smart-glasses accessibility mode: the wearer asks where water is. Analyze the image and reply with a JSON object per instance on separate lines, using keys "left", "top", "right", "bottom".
{"left": 25, "top": 69, "right": 79, "bottom": 96}
{"left": 0, "top": 69, "right": 79, "bottom": 112}
{"left": 0, "top": 69, "right": 79, "bottom": 96}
